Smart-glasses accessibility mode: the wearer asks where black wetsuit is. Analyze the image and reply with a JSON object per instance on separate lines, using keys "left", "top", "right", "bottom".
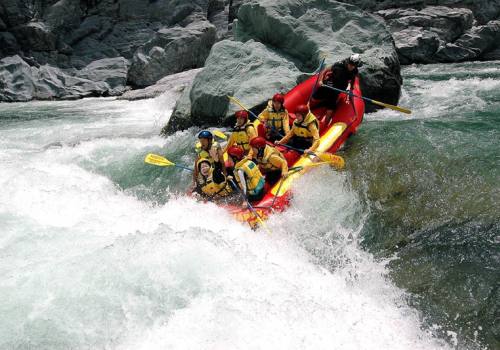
{"left": 312, "top": 59, "right": 358, "bottom": 110}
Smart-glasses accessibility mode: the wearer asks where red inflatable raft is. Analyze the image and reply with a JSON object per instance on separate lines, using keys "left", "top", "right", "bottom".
{"left": 226, "top": 75, "right": 365, "bottom": 227}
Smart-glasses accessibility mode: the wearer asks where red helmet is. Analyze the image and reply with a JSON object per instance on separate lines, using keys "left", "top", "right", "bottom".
{"left": 235, "top": 110, "right": 249, "bottom": 122}
{"left": 272, "top": 93, "right": 285, "bottom": 104}
{"left": 295, "top": 104, "right": 309, "bottom": 116}
{"left": 250, "top": 137, "right": 267, "bottom": 149}
{"left": 227, "top": 146, "right": 244, "bottom": 159}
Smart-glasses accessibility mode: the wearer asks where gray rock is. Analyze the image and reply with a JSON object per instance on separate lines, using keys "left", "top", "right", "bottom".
{"left": 76, "top": 57, "right": 128, "bottom": 95}
{"left": 165, "top": 0, "right": 402, "bottom": 133}
{"left": 0, "top": 55, "right": 128, "bottom": 101}
{"left": 435, "top": 20, "right": 500, "bottom": 62}
{"left": 208, "top": 0, "right": 229, "bottom": 39}
{"left": 65, "top": 15, "right": 114, "bottom": 46}
{"left": 0, "top": 55, "right": 35, "bottom": 101}
{"left": 43, "top": 0, "right": 81, "bottom": 34}
{"left": 393, "top": 28, "right": 441, "bottom": 64}
{"left": 0, "top": 31, "right": 20, "bottom": 56}
{"left": 0, "top": 0, "right": 42, "bottom": 27}
{"left": 118, "top": 0, "right": 209, "bottom": 24}
{"left": 229, "top": 0, "right": 245, "bottom": 23}
{"left": 339, "top": 0, "right": 500, "bottom": 25}
{"left": 119, "top": 68, "right": 202, "bottom": 101}
{"left": 165, "top": 39, "right": 305, "bottom": 133}
{"left": 378, "top": 6, "right": 474, "bottom": 42}
{"left": 11, "top": 21, "right": 57, "bottom": 51}
{"left": 128, "top": 20, "right": 216, "bottom": 87}
{"left": 481, "top": 47, "right": 500, "bottom": 60}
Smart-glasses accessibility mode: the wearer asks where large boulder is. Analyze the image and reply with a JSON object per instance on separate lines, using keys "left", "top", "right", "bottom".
{"left": 119, "top": 68, "right": 202, "bottom": 101}
{"left": 377, "top": 7, "right": 473, "bottom": 42}
{"left": 339, "top": 0, "right": 500, "bottom": 25}
{"left": 0, "top": 55, "right": 35, "bottom": 101}
{"left": 392, "top": 28, "right": 440, "bottom": 64}
{"left": 165, "top": 39, "right": 303, "bottom": 133}
{"left": 11, "top": 21, "right": 57, "bottom": 51}
{"left": 76, "top": 57, "right": 128, "bottom": 95}
{"left": 128, "top": 20, "right": 217, "bottom": 87}
{"left": 164, "top": 0, "right": 402, "bottom": 133}
{"left": 0, "top": 55, "right": 128, "bottom": 101}
{"left": 435, "top": 20, "right": 500, "bottom": 62}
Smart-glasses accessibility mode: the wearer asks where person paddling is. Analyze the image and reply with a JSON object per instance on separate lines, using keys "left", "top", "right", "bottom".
{"left": 193, "top": 130, "right": 226, "bottom": 186}
{"left": 275, "top": 104, "right": 320, "bottom": 155}
{"left": 258, "top": 93, "right": 290, "bottom": 142}
{"left": 193, "top": 150, "right": 233, "bottom": 202}
{"left": 312, "top": 53, "right": 363, "bottom": 125}
{"left": 223, "top": 110, "right": 257, "bottom": 156}
{"left": 227, "top": 146, "right": 265, "bottom": 206}
{"left": 250, "top": 137, "right": 288, "bottom": 184}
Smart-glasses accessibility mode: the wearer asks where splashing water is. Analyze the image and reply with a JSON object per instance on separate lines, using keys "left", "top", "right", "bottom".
{"left": 2, "top": 62, "right": 498, "bottom": 349}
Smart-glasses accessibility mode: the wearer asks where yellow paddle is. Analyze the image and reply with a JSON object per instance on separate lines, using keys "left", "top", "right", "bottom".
{"left": 322, "top": 85, "right": 411, "bottom": 114}
{"left": 228, "top": 178, "right": 272, "bottom": 235}
{"left": 213, "top": 130, "right": 227, "bottom": 140}
{"left": 144, "top": 153, "right": 193, "bottom": 171}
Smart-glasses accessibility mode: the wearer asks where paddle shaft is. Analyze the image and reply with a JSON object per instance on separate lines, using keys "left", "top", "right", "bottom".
{"left": 308, "top": 56, "right": 326, "bottom": 105}
{"left": 228, "top": 178, "right": 268, "bottom": 229}
{"left": 322, "top": 84, "right": 411, "bottom": 114}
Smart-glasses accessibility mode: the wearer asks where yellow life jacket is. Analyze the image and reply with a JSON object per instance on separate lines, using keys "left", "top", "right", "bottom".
{"left": 234, "top": 158, "right": 265, "bottom": 195}
{"left": 196, "top": 163, "right": 232, "bottom": 199}
{"left": 293, "top": 112, "right": 319, "bottom": 139}
{"left": 264, "top": 100, "right": 287, "bottom": 133}
{"left": 257, "top": 145, "right": 286, "bottom": 172}
{"left": 231, "top": 122, "right": 255, "bottom": 152}
{"left": 195, "top": 141, "right": 219, "bottom": 163}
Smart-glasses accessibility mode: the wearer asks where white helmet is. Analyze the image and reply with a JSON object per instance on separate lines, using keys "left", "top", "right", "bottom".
{"left": 348, "top": 53, "right": 362, "bottom": 67}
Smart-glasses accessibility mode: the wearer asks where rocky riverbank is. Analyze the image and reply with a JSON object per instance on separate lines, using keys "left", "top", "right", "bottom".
{"left": 1, "top": 0, "right": 499, "bottom": 131}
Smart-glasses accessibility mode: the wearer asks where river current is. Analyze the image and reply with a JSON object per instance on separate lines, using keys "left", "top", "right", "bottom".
{"left": 0, "top": 61, "right": 498, "bottom": 349}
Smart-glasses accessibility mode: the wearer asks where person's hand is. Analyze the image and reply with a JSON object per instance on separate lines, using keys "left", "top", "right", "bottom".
{"left": 304, "top": 149, "right": 314, "bottom": 156}
{"left": 282, "top": 171, "right": 288, "bottom": 178}
{"left": 318, "top": 80, "right": 323, "bottom": 86}
{"left": 241, "top": 200, "right": 248, "bottom": 208}
{"left": 274, "top": 140, "right": 281, "bottom": 145}
{"left": 209, "top": 147, "right": 218, "bottom": 161}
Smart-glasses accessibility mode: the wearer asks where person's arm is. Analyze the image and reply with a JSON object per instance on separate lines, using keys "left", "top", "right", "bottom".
{"left": 236, "top": 169, "right": 247, "bottom": 196}
{"left": 222, "top": 133, "right": 235, "bottom": 154}
{"left": 305, "top": 123, "right": 320, "bottom": 153}
{"left": 318, "top": 65, "right": 332, "bottom": 85}
{"left": 212, "top": 161, "right": 225, "bottom": 184}
{"left": 282, "top": 110, "right": 290, "bottom": 135}
{"left": 216, "top": 145, "right": 227, "bottom": 176}
{"left": 270, "top": 154, "right": 288, "bottom": 177}
{"left": 247, "top": 125, "right": 257, "bottom": 140}
{"left": 275, "top": 127, "right": 294, "bottom": 145}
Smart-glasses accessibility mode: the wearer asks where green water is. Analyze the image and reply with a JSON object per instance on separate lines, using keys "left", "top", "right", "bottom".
{"left": 347, "top": 61, "right": 500, "bottom": 348}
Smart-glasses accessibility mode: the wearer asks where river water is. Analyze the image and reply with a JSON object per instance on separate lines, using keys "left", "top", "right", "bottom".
{"left": 0, "top": 61, "right": 498, "bottom": 349}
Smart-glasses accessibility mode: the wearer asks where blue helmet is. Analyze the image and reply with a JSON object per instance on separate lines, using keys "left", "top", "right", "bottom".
{"left": 198, "top": 130, "right": 213, "bottom": 139}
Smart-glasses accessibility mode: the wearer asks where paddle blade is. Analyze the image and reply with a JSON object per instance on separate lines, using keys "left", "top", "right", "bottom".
{"left": 371, "top": 100, "right": 412, "bottom": 114}
{"left": 213, "top": 130, "right": 228, "bottom": 140}
{"left": 144, "top": 153, "right": 175, "bottom": 167}
{"left": 317, "top": 153, "right": 345, "bottom": 169}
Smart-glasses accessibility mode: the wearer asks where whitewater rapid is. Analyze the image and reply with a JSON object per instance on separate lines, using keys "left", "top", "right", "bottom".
{"left": 0, "top": 92, "right": 452, "bottom": 349}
